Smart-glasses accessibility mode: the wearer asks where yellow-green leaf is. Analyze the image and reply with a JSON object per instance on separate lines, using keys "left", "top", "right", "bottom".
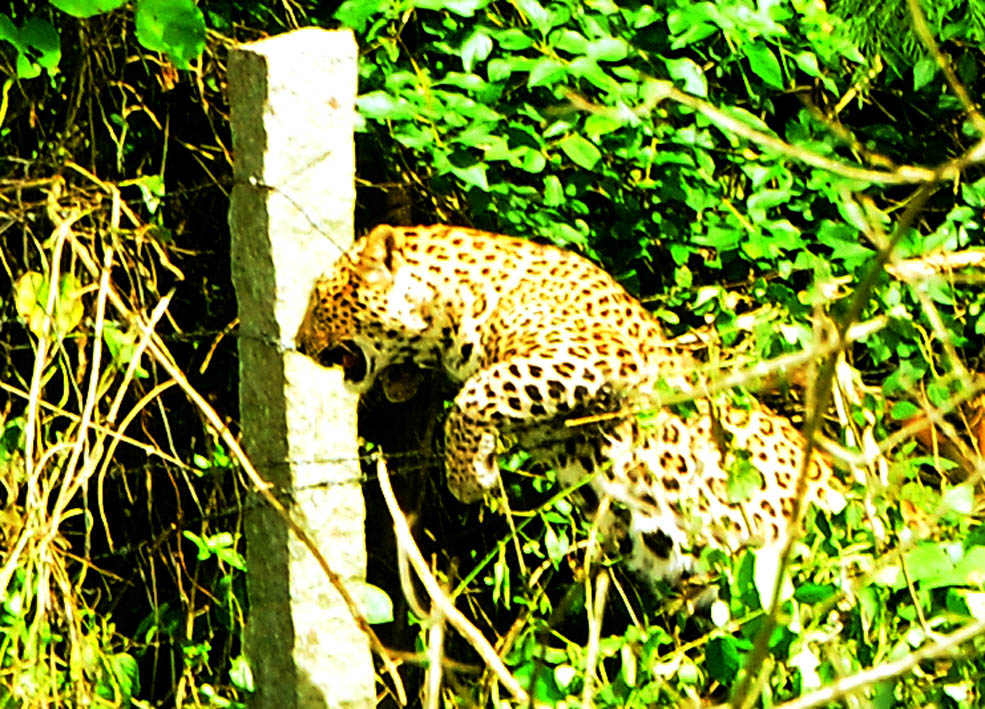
{"left": 14, "top": 271, "right": 84, "bottom": 338}
{"left": 103, "top": 322, "right": 149, "bottom": 378}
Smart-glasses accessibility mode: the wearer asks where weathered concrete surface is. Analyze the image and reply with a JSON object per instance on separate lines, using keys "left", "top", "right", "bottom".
{"left": 228, "top": 28, "right": 374, "bottom": 709}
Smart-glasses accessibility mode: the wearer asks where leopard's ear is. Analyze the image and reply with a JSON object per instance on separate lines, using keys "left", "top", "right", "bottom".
{"left": 356, "top": 224, "right": 404, "bottom": 285}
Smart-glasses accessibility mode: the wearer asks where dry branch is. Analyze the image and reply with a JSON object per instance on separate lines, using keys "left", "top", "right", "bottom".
{"left": 375, "top": 454, "right": 530, "bottom": 703}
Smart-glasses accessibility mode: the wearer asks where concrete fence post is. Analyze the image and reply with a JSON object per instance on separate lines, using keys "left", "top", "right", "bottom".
{"left": 228, "top": 28, "right": 375, "bottom": 708}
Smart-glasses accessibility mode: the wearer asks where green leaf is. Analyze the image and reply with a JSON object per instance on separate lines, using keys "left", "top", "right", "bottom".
{"left": 924, "top": 275, "right": 955, "bottom": 305}
{"left": 135, "top": 0, "right": 205, "bottom": 70}
{"left": 747, "top": 189, "right": 792, "bottom": 213}
{"left": 904, "top": 543, "right": 953, "bottom": 584}
{"left": 793, "top": 583, "right": 837, "bottom": 604}
{"left": 393, "top": 124, "right": 430, "bottom": 148}
{"left": 552, "top": 28, "right": 588, "bottom": 55}
{"left": 229, "top": 655, "right": 255, "bottom": 692}
{"left": 546, "top": 221, "right": 589, "bottom": 248}
{"left": 664, "top": 56, "right": 707, "bottom": 97}
{"left": 913, "top": 56, "right": 938, "bottom": 91}
{"left": 15, "top": 53, "right": 40, "bottom": 79}
{"left": 358, "top": 91, "right": 417, "bottom": 120}
{"left": 568, "top": 57, "right": 620, "bottom": 92}
{"left": 793, "top": 51, "right": 821, "bottom": 78}
{"left": 436, "top": 90, "right": 500, "bottom": 121}
{"left": 15, "top": 272, "right": 84, "bottom": 338}
{"left": 0, "top": 16, "right": 61, "bottom": 78}
{"left": 587, "top": 37, "right": 628, "bottom": 62}
{"left": 514, "top": 661, "right": 566, "bottom": 704}
{"left": 626, "top": 4, "right": 659, "bottom": 27}
{"left": 727, "top": 452, "right": 763, "bottom": 503}
{"left": 102, "top": 322, "right": 150, "bottom": 378}
{"left": 352, "top": 581, "right": 394, "bottom": 624}
{"left": 889, "top": 400, "right": 920, "bottom": 421}
{"left": 667, "top": 5, "right": 718, "bottom": 47}
{"left": 527, "top": 57, "right": 567, "bottom": 88}
{"left": 461, "top": 30, "right": 492, "bottom": 72}
{"left": 706, "top": 636, "right": 741, "bottom": 683}
{"left": 98, "top": 652, "right": 139, "bottom": 702}
{"left": 948, "top": 589, "right": 985, "bottom": 620}
{"left": 20, "top": 19, "right": 60, "bottom": 71}
{"left": 558, "top": 134, "right": 601, "bottom": 169}
{"left": 514, "top": 146, "right": 546, "bottom": 172}
{"left": 544, "top": 175, "right": 564, "bottom": 206}
{"left": 943, "top": 484, "right": 974, "bottom": 515}
{"left": 917, "top": 547, "right": 985, "bottom": 590}
{"left": 414, "top": 0, "right": 489, "bottom": 15}
{"left": 183, "top": 530, "right": 207, "bottom": 557}
{"left": 0, "top": 16, "right": 16, "bottom": 44}
{"left": 49, "top": 0, "right": 126, "bottom": 17}
{"left": 450, "top": 162, "right": 489, "bottom": 190}
{"left": 334, "top": 0, "right": 391, "bottom": 32}
{"left": 547, "top": 2, "right": 571, "bottom": 27}
{"left": 859, "top": 585, "right": 882, "bottom": 631}
{"left": 544, "top": 524, "right": 568, "bottom": 565}
{"left": 216, "top": 545, "right": 247, "bottom": 571}
{"left": 764, "top": 219, "right": 803, "bottom": 250}
{"left": 487, "top": 57, "right": 514, "bottom": 82}
{"left": 816, "top": 220, "right": 873, "bottom": 269}
{"left": 477, "top": 133, "right": 513, "bottom": 159}
{"left": 514, "top": 0, "right": 550, "bottom": 33}
{"left": 952, "top": 547, "right": 985, "bottom": 585}
{"left": 584, "top": 112, "right": 623, "bottom": 139}
{"left": 183, "top": 530, "right": 246, "bottom": 569}
{"left": 0, "top": 418, "right": 24, "bottom": 466}
{"left": 122, "top": 174, "right": 165, "bottom": 213}
{"left": 435, "top": 72, "right": 489, "bottom": 92}
{"left": 743, "top": 43, "right": 784, "bottom": 90}
{"left": 961, "top": 175, "right": 985, "bottom": 207}
{"left": 494, "top": 28, "right": 534, "bottom": 50}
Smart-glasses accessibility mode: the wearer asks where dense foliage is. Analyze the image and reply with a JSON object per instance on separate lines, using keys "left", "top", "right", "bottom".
{"left": 1, "top": 0, "right": 985, "bottom": 706}
{"left": 337, "top": 1, "right": 985, "bottom": 706}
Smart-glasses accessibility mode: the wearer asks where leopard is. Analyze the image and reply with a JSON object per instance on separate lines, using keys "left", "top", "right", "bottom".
{"left": 296, "top": 224, "right": 845, "bottom": 585}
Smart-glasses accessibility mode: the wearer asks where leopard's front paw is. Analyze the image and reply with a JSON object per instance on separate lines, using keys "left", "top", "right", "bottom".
{"left": 446, "top": 432, "right": 500, "bottom": 503}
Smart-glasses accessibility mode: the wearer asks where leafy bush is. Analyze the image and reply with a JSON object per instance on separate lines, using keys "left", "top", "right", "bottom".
{"left": 336, "top": 0, "right": 985, "bottom": 705}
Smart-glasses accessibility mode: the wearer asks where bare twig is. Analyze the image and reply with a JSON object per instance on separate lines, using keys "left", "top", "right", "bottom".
{"left": 581, "top": 570, "right": 609, "bottom": 709}
{"left": 60, "top": 220, "right": 409, "bottom": 705}
{"left": 567, "top": 88, "right": 985, "bottom": 186}
{"left": 906, "top": 0, "right": 985, "bottom": 136}
{"left": 375, "top": 454, "right": 530, "bottom": 703}
{"left": 425, "top": 610, "right": 446, "bottom": 709}
{"left": 0, "top": 380, "right": 189, "bottom": 469}
{"left": 566, "top": 315, "right": 888, "bottom": 428}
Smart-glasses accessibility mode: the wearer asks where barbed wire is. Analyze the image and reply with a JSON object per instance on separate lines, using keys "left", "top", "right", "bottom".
{"left": 0, "top": 318, "right": 303, "bottom": 356}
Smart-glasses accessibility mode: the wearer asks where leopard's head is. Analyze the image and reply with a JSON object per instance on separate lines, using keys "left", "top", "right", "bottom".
{"left": 295, "top": 225, "right": 434, "bottom": 391}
